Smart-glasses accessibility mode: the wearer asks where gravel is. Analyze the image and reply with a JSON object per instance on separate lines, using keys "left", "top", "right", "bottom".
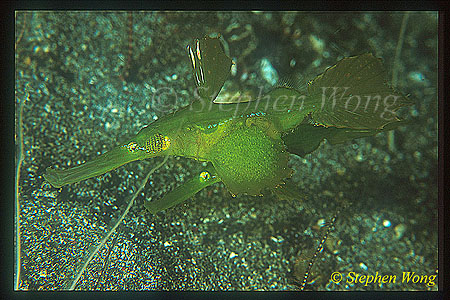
{"left": 15, "top": 11, "right": 438, "bottom": 291}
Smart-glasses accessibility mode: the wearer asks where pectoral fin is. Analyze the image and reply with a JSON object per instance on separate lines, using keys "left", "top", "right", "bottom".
{"left": 144, "top": 167, "right": 221, "bottom": 214}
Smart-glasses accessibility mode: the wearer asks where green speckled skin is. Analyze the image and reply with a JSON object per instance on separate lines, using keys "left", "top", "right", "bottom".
{"left": 209, "top": 121, "right": 290, "bottom": 196}
{"left": 44, "top": 35, "right": 412, "bottom": 212}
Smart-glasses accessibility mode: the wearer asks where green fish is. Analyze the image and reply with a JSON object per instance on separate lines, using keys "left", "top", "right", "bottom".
{"left": 44, "top": 35, "right": 412, "bottom": 213}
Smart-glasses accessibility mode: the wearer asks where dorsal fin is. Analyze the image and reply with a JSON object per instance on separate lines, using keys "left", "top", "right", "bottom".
{"left": 187, "top": 35, "right": 233, "bottom": 102}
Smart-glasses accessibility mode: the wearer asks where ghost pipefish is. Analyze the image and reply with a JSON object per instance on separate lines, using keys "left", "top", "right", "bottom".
{"left": 44, "top": 35, "right": 413, "bottom": 213}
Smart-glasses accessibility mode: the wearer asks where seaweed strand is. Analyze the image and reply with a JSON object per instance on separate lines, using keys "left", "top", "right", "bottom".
{"left": 388, "top": 11, "right": 410, "bottom": 152}
{"left": 93, "top": 232, "right": 120, "bottom": 290}
{"left": 300, "top": 203, "right": 347, "bottom": 291}
{"left": 15, "top": 85, "right": 29, "bottom": 290}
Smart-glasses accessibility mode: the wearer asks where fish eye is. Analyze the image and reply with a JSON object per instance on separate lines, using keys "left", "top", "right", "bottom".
{"left": 199, "top": 171, "right": 211, "bottom": 182}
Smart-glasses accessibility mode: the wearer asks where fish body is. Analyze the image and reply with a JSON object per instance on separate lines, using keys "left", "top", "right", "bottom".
{"left": 44, "top": 35, "right": 412, "bottom": 212}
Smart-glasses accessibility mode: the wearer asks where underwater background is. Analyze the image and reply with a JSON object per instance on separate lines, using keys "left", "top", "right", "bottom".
{"left": 15, "top": 11, "right": 438, "bottom": 291}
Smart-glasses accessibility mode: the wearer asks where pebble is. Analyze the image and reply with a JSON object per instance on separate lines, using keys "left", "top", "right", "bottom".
{"left": 317, "top": 218, "right": 326, "bottom": 227}
{"left": 394, "top": 224, "right": 407, "bottom": 239}
{"left": 289, "top": 58, "right": 296, "bottom": 68}
{"left": 260, "top": 58, "right": 279, "bottom": 86}
{"left": 359, "top": 262, "right": 368, "bottom": 271}
{"left": 231, "top": 63, "right": 237, "bottom": 76}
{"left": 309, "top": 34, "right": 325, "bottom": 54}
{"left": 408, "top": 71, "right": 425, "bottom": 82}
{"left": 355, "top": 153, "right": 364, "bottom": 162}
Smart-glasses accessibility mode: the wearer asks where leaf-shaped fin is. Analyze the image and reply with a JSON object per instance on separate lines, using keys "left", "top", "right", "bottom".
{"left": 307, "top": 53, "right": 413, "bottom": 129}
{"left": 187, "top": 35, "right": 233, "bottom": 101}
{"left": 144, "top": 167, "right": 221, "bottom": 214}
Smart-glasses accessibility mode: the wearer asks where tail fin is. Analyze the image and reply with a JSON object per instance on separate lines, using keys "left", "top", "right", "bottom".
{"left": 281, "top": 54, "right": 414, "bottom": 157}
{"left": 307, "top": 53, "right": 413, "bottom": 129}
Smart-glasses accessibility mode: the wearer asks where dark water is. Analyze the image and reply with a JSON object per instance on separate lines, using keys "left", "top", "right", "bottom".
{"left": 15, "top": 11, "right": 438, "bottom": 290}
